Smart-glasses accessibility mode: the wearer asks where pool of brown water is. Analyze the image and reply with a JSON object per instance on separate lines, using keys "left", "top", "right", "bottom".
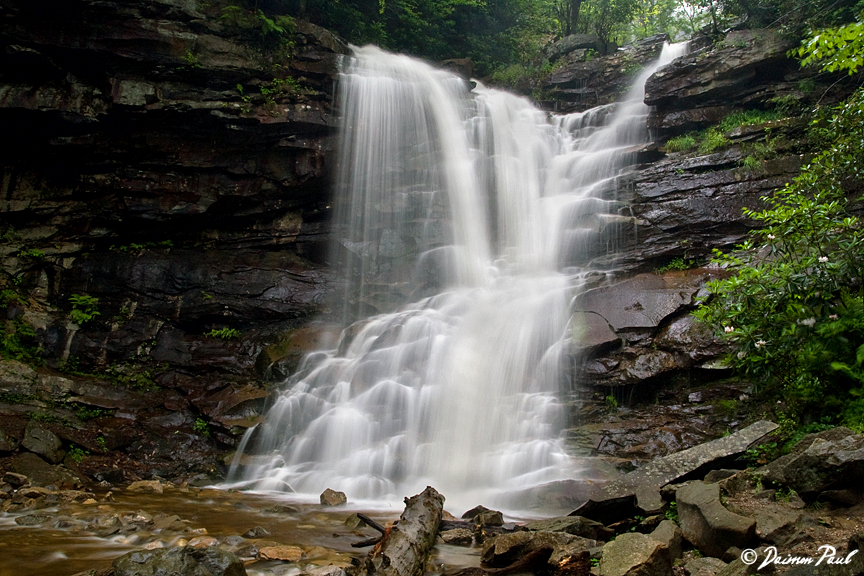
{"left": 0, "top": 488, "right": 481, "bottom": 576}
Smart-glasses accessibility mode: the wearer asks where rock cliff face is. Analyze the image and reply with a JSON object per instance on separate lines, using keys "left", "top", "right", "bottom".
{"left": 0, "top": 0, "right": 347, "bottom": 477}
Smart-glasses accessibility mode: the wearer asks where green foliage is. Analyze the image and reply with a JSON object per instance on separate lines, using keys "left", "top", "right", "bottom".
{"left": 655, "top": 257, "right": 697, "bottom": 273}
{"left": 206, "top": 327, "right": 241, "bottom": 340}
{"left": 96, "top": 436, "right": 108, "bottom": 451}
{"left": 665, "top": 501, "right": 678, "bottom": 524}
{"left": 744, "top": 442, "right": 779, "bottom": 466}
{"left": 605, "top": 394, "right": 618, "bottom": 411}
{"left": 665, "top": 134, "right": 697, "bottom": 152}
{"left": 183, "top": 50, "right": 201, "bottom": 68}
{"left": 69, "top": 294, "right": 100, "bottom": 326}
{"left": 68, "top": 446, "right": 89, "bottom": 463}
{"left": 105, "top": 362, "right": 158, "bottom": 391}
{"left": 201, "top": 291, "right": 214, "bottom": 300}
{"left": 798, "top": 20, "right": 864, "bottom": 75}
{"left": 74, "top": 404, "right": 111, "bottom": 421}
{"left": 692, "top": 81, "right": 864, "bottom": 428}
{"left": 193, "top": 417, "right": 211, "bottom": 437}
{"left": 0, "top": 289, "right": 24, "bottom": 307}
{"left": 109, "top": 240, "right": 173, "bottom": 252}
{"left": 1, "top": 314, "right": 42, "bottom": 364}
{"left": 697, "top": 126, "right": 730, "bottom": 154}
{"left": 18, "top": 248, "right": 45, "bottom": 260}
{"left": 718, "top": 109, "right": 782, "bottom": 132}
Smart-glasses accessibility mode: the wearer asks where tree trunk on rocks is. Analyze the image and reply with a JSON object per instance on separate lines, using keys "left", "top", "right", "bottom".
{"left": 352, "top": 486, "right": 444, "bottom": 576}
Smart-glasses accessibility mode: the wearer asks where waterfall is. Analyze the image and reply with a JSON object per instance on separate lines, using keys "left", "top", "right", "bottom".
{"left": 226, "top": 42, "right": 689, "bottom": 511}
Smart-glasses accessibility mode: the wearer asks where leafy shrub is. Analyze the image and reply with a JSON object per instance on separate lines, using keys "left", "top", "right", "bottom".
{"left": 69, "top": 294, "right": 100, "bottom": 325}
{"left": 655, "top": 257, "right": 697, "bottom": 273}
{"left": 193, "top": 417, "right": 210, "bottom": 437}
{"left": 206, "top": 327, "right": 240, "bottom": 340}
{"left": 68, "top": 446, "right": 89, "bottom": 463}
{"left": 693, "top": 87, "right": 864, "bottom": 429}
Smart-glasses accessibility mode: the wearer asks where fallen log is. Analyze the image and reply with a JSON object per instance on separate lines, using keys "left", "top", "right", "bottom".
{"left": 352, "top": 486, "right": 444, "bottom": 576}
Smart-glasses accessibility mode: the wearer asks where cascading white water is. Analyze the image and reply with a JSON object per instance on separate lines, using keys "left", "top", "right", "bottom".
{"left": 226, "top": 42, "right": 688, "bottom": 512}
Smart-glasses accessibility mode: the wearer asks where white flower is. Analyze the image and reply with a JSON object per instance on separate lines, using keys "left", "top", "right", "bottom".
{"left": 830, "top": 314, "right": 839, "bottom": 320}
{"left": 737, "top": 351, "right": 746, "bottom": 359}
{"left": 799, "top": 317, "right": 816, "bottom": 327}
{"left": 767, "top": 234, "right": 776, "bottom": 240}
{"left": 724, "top": 326, "right": 735, "bottom": 333}
{"left": 755, "top": 340, "right": 767, "bottom": 348}
{"left": 819, "top": 256, "right": 829, "bottom": 263}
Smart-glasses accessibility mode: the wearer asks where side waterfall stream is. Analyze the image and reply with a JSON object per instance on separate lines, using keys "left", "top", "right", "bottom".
{"left": 226, "top": 42, "right": 689, "bottom": 513}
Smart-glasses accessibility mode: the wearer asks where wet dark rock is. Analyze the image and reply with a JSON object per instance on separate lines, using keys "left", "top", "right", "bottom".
{"left": 685, "top": 557, "right": 728, "bottom": 576}
{"left": 546, "top": 34, "right": 603, "bottom": 61}
{"left": 14, "top": 513, "right": 53, "bottom": 526}
{"left": 542, "top": 34, "right": 670, "bottom": 113}
{"left": 762, "top": 427, "right": 864, "bottom": 501}
{"left": 22, "top": 420, "right": 65, "bottom": 464}
{"left": 242, "top": 526, "right": 271, "bottom": 538}
{"left": 9, "top": 452, "right": 81, "bottom": 489}
{"left": 677, "top": 481, "right": 756, "bottom": 559}
{"left": 2, "top": 471, "right": 28, "bottom": 487}
{"left": 112, "top": 545, "right": 248, "bottom": 576}
{"left": 752, "top": 508, "right": 806, "bottom": 547}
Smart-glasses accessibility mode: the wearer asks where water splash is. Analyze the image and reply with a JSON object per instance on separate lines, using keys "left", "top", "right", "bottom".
{"left": 227, "top": 42, "right": 688, "bottom": 512}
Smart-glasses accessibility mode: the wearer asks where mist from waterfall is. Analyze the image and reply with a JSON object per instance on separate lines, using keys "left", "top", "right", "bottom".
{"left": 226, "top": 42, "right": 688, "bottom": 512}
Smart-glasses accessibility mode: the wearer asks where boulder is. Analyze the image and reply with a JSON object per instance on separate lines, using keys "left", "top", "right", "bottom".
{"left": 677, "top": 481, "right": 756, "bottom": 558}
{"left": 127, "top": 480, "right": 164, "bottom": 494}
{"left": 762, "top": 428, "right": 864, "bottom": 500}
{"left": 21, "top": 421, "right": 64, "bottom": 464}
{"left": 753, "top": 508, "right": 807, "bottom": 546}
{"left": 650, "top": 520, "right": 682, "bottom": 561}
{"left": 112, "top": 546, "right": 247, "bottom": 576}
{"left": 523, "top": 516, "right": 614, "bottom": 541}
{"left": 440, "top": 529, "right": 474, "bottom": 545}
{"left": 475, "top": 510, "right": 504, "bottom": 527}
{"left": 320, "top": 488, "right": 347, "bottom": 506}
{"left": 547, "top": 34, "right": 603, "bottom": 61}
{"left": 599, "top": 532, "right": 672, "bottom": 576}
{"left": 481, "top": 530, "right": 597, "bottom": 569}
{"left": 685, "top": 557, "right": 727, "bottom": 576}
{"left": 259, "top": 546, "right": 304, "bottom": 561}
{"left": 571, "top": 421, "right": 778, "bottom": 524}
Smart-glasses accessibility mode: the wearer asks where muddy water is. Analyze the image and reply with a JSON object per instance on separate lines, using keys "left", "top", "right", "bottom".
{"left": 0, "top": 488, "right": 480, "bottom": 576}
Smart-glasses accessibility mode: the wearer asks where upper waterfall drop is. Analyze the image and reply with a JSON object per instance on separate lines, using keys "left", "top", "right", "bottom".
{"left": 226, "top": 42, "right": 688, "bottom": 511}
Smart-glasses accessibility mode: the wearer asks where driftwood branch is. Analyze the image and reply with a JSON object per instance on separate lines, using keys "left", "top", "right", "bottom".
{"left": 357, "top": 513, "right": 387, "bottom": 534}
{"left": 353, "top": 486, "right": 444, "bottom": 576}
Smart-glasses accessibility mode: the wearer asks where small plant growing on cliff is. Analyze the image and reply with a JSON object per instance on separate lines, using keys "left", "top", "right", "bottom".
{"left": 68, "top": 446, "right": 89, "bottom": 463}
{"left": 193, "top": 417, "right": 211, "bottom": 437}
{"left": 206, "top": 327, "right": 240, "bottom": 340}
{"left": 665, "top": 501, "right": 678, "bottom": 524}
{"left": 664, "top": 134, "right": 696, "bottom": 152}
{"left": 605, "top": 394, "right": 618, "bottom": 412}
{"left": 69, "top": 294, "right": 100, "bottom": 325}
{"left": 183, "top": 50, "right": 201, "bottom": 68}
{"left": 96, "top": 436, "right": 107, "bottom": 451}
{"left": 655, "top": 257, "right": 696, "bottom": 274}
{"left": 18, "top": 248, "right": 45, "bottom": 260}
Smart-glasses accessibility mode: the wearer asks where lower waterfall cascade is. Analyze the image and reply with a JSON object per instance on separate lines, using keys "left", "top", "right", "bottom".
{"left": 226, "top": 41, "right": 689, "bottom": 512}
